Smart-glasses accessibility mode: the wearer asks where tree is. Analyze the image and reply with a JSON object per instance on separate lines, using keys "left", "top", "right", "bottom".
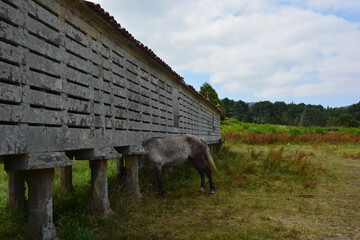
{"left": 327, "top": 113, "right": 358, "bottom": 127}
{"left": 347, "top": 101, "right": 360, "bottom": 123}
{"left": 283, "top": 103, "right": 305, "bottom": 126}
{"left": 251, "top": 101, "right": 274, "bottom": 124}
{"left": 233, "top": 100, "right": 251, "bottom": 122}
{"left": 221, "top": 97, "right": 360, "bottom": 127}
{"left": 199, "top": 82, "right": 226, "bottom": 119}
{"left": 222, "top": 97, "right": 235, "bottom": 118}
{"left": 273, "top": 101, "right": 287, "bottom": 124}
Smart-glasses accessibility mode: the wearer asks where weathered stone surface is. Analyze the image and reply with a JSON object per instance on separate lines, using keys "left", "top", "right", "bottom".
{"left": 93, "top": 147, "right": 122, "bottom": 160}
{"left": 0, "top": 82, "right": 22, "bottom": 103}
{"left": 123, "top": 155, "right": 143, "bottom": 199}
{"left": 25, "top": 51, "right": 62, "bottom": 77}
{"left": 60, "top": 166, "right": 73, "bottom": 194}
{"left": 89, "top": 160, "right": 114, "bottom": 217}
{"left": 0, "top": 125, "right": 29, "bottom": 155}
{"left": 25, "top": 14, "right": 62, "bottom": 46}
{"left": 4, "top": 152, "right": 73, "bottom": 171}
{"left": 0, "top": 0, "right": 221, "bottom": 166}
{"left": 24, "top": 168, "right": 57, "bottom": 240}
{"left": 117, "top": 145, "right": 146, "bottom": 156}
{"left": 6, "top": 170, "right": 26, "bottom": 211}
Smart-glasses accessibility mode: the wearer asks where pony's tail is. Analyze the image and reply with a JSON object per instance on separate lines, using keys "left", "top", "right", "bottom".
{"left": 202, "top": 140, "right": 217, "bottom": 174}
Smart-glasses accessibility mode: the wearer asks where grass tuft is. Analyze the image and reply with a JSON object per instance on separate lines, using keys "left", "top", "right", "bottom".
{"left": 57, "top": 213, "right": 97, "bottom": 240}
{"left": 215, "top": 144, "right": 325, "bottom": 191}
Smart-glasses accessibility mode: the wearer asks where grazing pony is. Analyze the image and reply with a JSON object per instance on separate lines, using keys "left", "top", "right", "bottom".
{"left": 140, "top": 134, "right": 217, "bottom": 195}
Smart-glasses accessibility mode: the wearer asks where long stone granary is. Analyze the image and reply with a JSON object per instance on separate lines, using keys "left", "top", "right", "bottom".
{"left": 0, "top": 0, "right": 221, "bottom": 239}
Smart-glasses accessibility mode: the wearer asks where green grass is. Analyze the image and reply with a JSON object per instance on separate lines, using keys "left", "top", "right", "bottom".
{"left": 0, "top": 137, "right": 359, "bottom": 239}
{"left": 221, "top": 118, "right": 360, "bottom": 135}
{"left": 221, "top": 119, "right": 360, "bottom": 144}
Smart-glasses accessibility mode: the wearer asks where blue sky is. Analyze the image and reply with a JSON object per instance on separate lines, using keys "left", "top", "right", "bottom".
{"left": 94, "top": 0, "right": 360, "bottom": 107}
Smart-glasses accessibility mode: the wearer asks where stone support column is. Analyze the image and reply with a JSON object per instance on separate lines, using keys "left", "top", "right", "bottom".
{"left": 24, "top": 168, "right": 57, "bottom": 240}
{"left": 116, "top": 157, "right": 126, "bottom": 178}
{"left": 6, "top": 170, "right": 26, "bottom": 211}
{"left": 123, "top": 155, "right": 143, "bottom": 199}
{"left": 60, "top": 166, "right": 73, "bottom": 193}
{"left": 89, "top": 160, "right": 114, "bottom": 217}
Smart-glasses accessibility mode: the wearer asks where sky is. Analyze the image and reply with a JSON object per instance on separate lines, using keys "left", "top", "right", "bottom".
{"left": 93, "top": 0, "right": 360, "bottom": 108}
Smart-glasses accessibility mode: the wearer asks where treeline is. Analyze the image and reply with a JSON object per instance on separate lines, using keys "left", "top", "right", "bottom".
{"left": 222, "top": 98, "right": 360, "bottom": 127}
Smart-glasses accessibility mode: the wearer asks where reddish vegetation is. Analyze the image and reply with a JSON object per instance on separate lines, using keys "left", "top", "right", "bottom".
{"left": 222, "top": 132, "right": 360, "bottom": 144}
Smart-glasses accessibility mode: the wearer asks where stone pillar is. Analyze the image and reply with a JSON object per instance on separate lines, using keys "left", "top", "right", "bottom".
{"left": 123, "top": 155, "right": 143, "bottom": 199}
{"left": 60, "top": 166, "right": 73, "bottom": 193}
{"left": 89, "top": 160, "right": 114, "bottom": 217}
{"left": 116, "top": 157, "right": 126, "bottom": 178}
{"left": 116, "top": 158, "right": 123, "bottom": 175}
{"left": 6, "top": 170, "right": 26, "bottom": 211}
{"left": 116, "top": 157, "right": 127, "bottom": 188}
{"left": 24, "top": 168, "right": 57, "bottom": 240}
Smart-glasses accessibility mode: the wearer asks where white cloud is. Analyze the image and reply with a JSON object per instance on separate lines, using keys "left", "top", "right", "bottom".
{"left": 94, "top": 0, "right": 360, "bottom": 106}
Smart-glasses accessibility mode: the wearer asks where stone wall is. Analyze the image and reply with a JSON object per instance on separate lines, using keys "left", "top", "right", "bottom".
{"left": 0, "top": 0, "right": 221, "bottom": 170}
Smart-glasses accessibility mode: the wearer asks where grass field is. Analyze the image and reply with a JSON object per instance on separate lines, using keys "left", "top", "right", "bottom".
{"left": 221, "top": 119, "right": 360, "bottom": 136}
{"left": 221, "top": 119, "right": 360, "bottom": 144}
{"left": 0, "top": 123, "right": 359, "bottom": 239}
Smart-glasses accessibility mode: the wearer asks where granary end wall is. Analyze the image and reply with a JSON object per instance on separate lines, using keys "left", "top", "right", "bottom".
{"left": 0, "top": 0, "right": 221, "bottom": 170}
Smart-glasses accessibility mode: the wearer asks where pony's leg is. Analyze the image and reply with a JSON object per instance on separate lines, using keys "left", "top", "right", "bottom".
{"left": 204, "top": 167, "right": 215, "bottom": 194}
{"left": 154, "top": 166, "right": 165, "bottom": 196}
{"left": 198, "top": 168, "right": 206, "bottom": 192}
{"left": 189, "top": 159, "right": 206, "bottom": 192}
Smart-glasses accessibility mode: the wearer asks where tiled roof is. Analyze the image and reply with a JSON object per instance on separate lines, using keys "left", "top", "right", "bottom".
{"left": 84, "top": 1, "right": 222, "bottom": 113}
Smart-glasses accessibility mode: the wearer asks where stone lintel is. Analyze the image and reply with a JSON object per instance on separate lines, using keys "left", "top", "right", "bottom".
{"left": 4, "top": 152, "right": 73, "bottom": 171}
{"left": 66, "top": 148, "right": 122, "bottom": 161}
{"left": 93, "top": 147, "right": 122, "bottom": 160}
{"left": 116, "top": 145, "right": 146, "bottom": 156}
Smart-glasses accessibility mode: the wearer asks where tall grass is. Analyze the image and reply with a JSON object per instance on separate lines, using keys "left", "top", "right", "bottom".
{"left": 215, "top": 144, "right": 325, "bottom": 191}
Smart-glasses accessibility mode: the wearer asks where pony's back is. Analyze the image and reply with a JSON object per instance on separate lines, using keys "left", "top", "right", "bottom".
{"left": 142, "top": 135, "right": 193, "bottom": 167}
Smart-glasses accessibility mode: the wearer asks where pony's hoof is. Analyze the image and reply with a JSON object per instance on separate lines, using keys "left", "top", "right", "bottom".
{"left": 209, "top": 189, "right": 215, "bottom": 194}
{"left": 199, "top": 187, "right": 205, "bottom": 193}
